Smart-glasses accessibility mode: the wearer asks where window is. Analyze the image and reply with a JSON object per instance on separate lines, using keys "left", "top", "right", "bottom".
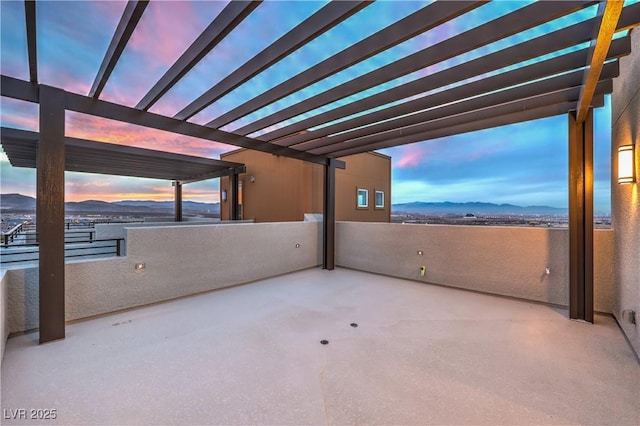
{"left": 375, "top": 190, "right": 384, "bottom": 209}
{"left": 357, "top": 188, "right": 368, "bottom": 208}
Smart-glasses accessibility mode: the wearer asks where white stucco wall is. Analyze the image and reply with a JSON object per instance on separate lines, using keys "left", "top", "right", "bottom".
{"left": 336, "top": 222, "right": 614, "bottom": 311}
{"left": 6, "top": 221, "right": 320, "bottom": 334}
{"left": 612, "top": 28, "right": 640, "bottom": 356}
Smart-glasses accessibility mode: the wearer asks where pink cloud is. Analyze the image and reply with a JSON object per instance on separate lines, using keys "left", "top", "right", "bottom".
{"left": 2, "top": 112, "right": 38, "bottom": 131}
{"left": 52, "top": 69, "right": 93, "bottom": 97}
{"left": 65, "top": 112, "right": 235, "bottom": 158}
{"left": 395, "top": 145, "right": 425, "bottom": 168}
{"left": 0, "top": 98, "right": 39, "bottom": 130}
{"left": 128, "top": 2, "right": 211, "bottom": 67}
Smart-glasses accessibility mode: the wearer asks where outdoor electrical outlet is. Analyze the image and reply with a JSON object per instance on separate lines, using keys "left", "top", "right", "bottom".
{"left": 545, "top": 267, "right": 550, "bottom": 275}
{"left": 420, "top": 266, "right": 426, "bottom": 277}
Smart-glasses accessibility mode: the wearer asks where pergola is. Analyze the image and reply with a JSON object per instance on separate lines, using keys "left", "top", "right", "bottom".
{"left": 1, "top": 0, "right": 638, "bottom": 343}
{"left": 0, "top": 126, "right": 246, "bottom": 221}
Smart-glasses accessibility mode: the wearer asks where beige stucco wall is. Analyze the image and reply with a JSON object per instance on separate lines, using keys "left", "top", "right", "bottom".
{"left": 336, "top": 223, "right": 615, "bottom": 312}
{"left": 5, "top": 221, "right": 320, "bottom": 334}
{"left": 1, "top": 269, "right": 8, "bottom": 364}
{"left": 5, "top": 221, "right": 617, "bottom": 338}
{"left": 611, "top": 28, "right": 640, "bottom": 356}
{"left": 336, "top": 152, "right": 391, "bottom": 223}
{"left": 94, "top": 220, "right": 251, "bottom": 241}
{"left": 219, "top": 150, "right": 390, "bottom": 223}
{"left": 220, "top": 149, "right": 325, "bottom": 222}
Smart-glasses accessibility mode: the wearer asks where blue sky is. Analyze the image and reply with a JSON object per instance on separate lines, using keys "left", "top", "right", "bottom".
{"left": 0, "top": 1, "right": 624, "bottom": 214}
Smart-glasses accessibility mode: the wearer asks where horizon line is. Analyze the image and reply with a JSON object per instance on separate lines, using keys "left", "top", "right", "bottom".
{"left": 0, "top": 192, "right": 614, "bottom": 213}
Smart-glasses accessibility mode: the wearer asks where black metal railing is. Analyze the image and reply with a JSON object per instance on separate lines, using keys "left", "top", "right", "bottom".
{"left": 2, "top": 219, "right": 143, "bottom": 248}
{"left": 0, "top": 238, "right": 124, "bottom": 265}
{"left": 2, "top": 222, "right": 27, "bottom": 247}
{"left": 8, "top": 231, "right": 97, "bottom": 245}
{"left": 21, "top": 219, "right": 143, "bottom": 233}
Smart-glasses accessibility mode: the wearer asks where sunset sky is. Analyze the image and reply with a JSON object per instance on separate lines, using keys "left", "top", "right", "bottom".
{"left": 0, "top": 1, "right": 627, "bottom": 214}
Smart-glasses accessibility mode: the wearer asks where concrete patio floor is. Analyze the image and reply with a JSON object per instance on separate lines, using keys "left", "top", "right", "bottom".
{"left": 1, "top": 268, "right": 638, "bottom": 425}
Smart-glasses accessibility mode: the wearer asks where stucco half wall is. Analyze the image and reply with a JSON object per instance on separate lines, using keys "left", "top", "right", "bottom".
{"left": 336, "top": 222, "right": 614, "bottom": 312}
{"left": 611, "top": 27, "right": 640, "bottom": 356}
{"left": 5, "top": 221, "right": 320, "bottom": 334}
{"left": 1, "top": 269, "right": 8, "bottom": 364}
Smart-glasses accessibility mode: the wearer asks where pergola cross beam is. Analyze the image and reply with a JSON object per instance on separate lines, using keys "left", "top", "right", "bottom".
{"left": 136, "top": 0, "right": 261, "bottom": 111}
{"left": 0, "top": 127, "right": 246, "bottom": 181}
{"left": 24, "top": 0, "right": 37, "bottom": 83}
{"left": 310, "top": 65, "right": 617, "bottom": 156}
{"left": 175, "top": 0, "right": 370, "bottom": 121}
{"left": 233, "top": 0, "right": 594, "bottom": 136}
{"left": 260, "top": 4, "right": 615, "bottom": 144}
{"left": 1, "top": 75, "right": 344, "bottom": 168}
{"left": 204, "top": 0, "right": 486, "bottom": 129}
{"left": 89, "top": 0, "right": 149, "bottom": 98}
{"left": 576, "top": 0, "right": 624, "bottom": 123}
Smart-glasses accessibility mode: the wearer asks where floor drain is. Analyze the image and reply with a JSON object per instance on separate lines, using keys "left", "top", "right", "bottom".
{"left": 350, "top": 323, "right": 358, "bottom": 327}
{"left": 320, "top": 340, "right": 329, "bottom": 345}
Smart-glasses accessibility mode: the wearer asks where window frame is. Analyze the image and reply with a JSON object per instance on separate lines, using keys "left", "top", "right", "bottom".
{"left": 374, "top": 190, "right": 385, "bottom": 209}
{"left": 356, "top": 188, "right": 369, "bottom": 209}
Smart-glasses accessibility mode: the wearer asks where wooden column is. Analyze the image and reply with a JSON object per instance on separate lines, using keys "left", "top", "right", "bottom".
{"left": 323, "top": 158, "right": 337, "bottom": 270}
{"left": 230, "top": 172, "right": 239, "bottom": 220}
{"left": 174, "top": 181, "right": 183, "bottom": 222}
{"left": 568, "top": 109, "right": 594, "bottom": 322}
{"left": 38, "top": 85, "right": 66, "bottom": 343}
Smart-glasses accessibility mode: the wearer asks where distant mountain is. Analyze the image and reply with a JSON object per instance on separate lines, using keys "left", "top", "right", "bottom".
{"left": 115, "top": 200, "right": 219, "bottom": 213}
{"left": 1, "top": 194, "right": 219, "bottom": 214}
{"left": 392, "top": 201, "right": 568, "bottom": 216}
{"left": 0, "top": 193, "right": 36, "bottom": 211}
{"left": 65, "top": 200, "right": 155, "bottom": 213}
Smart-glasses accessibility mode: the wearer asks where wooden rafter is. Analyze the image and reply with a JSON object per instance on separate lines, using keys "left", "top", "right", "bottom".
{"left": 576, "top": 0, "right": 623, "bottom": 123}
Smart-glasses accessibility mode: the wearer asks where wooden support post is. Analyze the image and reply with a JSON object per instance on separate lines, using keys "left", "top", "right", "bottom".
{"left": 38, "top": 85, "right": 66, "bottom": 343}
{"left": 568, "top": 109, "right": 594, "bottom": 322}
{"left": 323, "top": 159, "right": 337, "bottom": 270}
{"left": 174, "top": 181, "right": 183, "bottom": 222}
{"left": 230, "top": 172, "right": 239, "bottom": 220}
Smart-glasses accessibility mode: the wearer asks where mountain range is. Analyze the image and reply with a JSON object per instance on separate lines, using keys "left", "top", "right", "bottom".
{"left": 391, "top": 201, "right": 568, "bottom": 215}
{"left": 0, "top": 194, "right": 220, "bottom": 214}
{"left": 0, "top": 193, "right": 571, "bottom": 216}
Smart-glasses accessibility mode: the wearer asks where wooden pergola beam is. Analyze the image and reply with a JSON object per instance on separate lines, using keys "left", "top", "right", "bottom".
{"left": 24, "top": 0, "right": 37, "bottom": 83}
{"left": 89, "top": 1, "right": 149, "bottom": 98}
{"left": 576, "top": 0, "right": 623, "bottom": 123}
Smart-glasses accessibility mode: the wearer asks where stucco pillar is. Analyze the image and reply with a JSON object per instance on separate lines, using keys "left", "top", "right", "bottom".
{"left": 611, "top": 28, "right": 640, "bottom": 356}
